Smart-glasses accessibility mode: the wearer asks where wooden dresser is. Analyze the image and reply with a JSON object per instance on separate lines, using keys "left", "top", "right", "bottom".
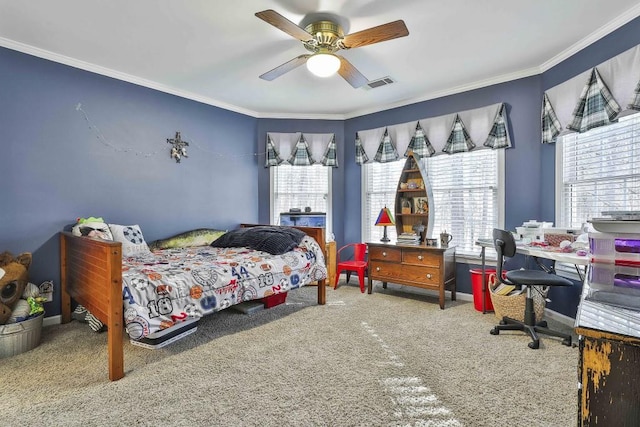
{"left": 367, "top": 242, "right": 456, "bottom": 309}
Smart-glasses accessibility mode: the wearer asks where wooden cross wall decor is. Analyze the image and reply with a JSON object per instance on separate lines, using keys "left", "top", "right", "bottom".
{"left": 167, "top": 131, "right": 189, "bottom": 163}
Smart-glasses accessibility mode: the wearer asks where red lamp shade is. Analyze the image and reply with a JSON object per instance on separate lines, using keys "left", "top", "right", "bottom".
{"left": 375, "top": 206, "right": 395, "bottom": 227}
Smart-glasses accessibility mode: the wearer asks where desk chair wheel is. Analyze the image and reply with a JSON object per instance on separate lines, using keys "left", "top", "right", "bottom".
{"left": 562, "top": 337, "right": 572, "bottom": 346}
{"left": 528, "top": 340, "right": 540, "bottom": 349}
{"left": 490, "top": 327, "right": 500, "bottom": 335}
{"left": 537, "top": 320, "right": 548, "bottom": 328}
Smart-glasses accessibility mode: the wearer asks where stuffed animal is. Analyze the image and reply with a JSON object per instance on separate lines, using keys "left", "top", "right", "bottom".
{"left": 0, "top": 251, "right": 32, "bottom": 325}
{"left": 71, "top": 216, "right": 113, "bottom": 240}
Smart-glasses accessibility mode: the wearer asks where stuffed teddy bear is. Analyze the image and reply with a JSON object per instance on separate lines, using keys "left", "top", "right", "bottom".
{"left": 0, "top": 251, "right": 32, "bottom": 325}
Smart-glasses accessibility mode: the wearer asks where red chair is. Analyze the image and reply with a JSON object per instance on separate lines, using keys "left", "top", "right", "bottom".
{"left": 334, "top": 243, "right": 368, "bottom": 293}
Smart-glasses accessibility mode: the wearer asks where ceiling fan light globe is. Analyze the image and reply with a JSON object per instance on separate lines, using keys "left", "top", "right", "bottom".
{"left": 306, "top": 53, "right": 340, "bottom": 77}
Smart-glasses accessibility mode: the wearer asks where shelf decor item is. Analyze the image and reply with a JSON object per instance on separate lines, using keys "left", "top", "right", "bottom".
{"left": 375, "top": 206, "right": 395, "bottom": 242}
{"left": 413, "top": 197, "right": 429, "bottom": 214}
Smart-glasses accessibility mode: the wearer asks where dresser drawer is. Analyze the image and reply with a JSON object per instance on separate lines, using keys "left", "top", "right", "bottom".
{"left": 402, "top": 249, "right": 441, "bottom": 267}
{"left": 370, "top": 262, "right": 440, "bottom": 286}
{"left": 369, "top": 246, "right": 402, "bottom": 262}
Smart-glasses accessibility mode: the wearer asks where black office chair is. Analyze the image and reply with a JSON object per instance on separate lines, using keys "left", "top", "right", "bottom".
{"left": 489, "top": 228, "right": 573, "bottom": 349}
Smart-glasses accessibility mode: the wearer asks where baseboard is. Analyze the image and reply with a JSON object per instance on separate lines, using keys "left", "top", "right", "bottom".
{"left": 43, "top": 315, "right": 62, "bottom": 327}
{"left": 359, "top": 277, "right": 578, "bottom": 327}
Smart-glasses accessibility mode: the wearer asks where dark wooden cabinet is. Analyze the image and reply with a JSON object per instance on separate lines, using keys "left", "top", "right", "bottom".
{"left": 367, "top": 242, "right": 456, "bottom": 309}
{"left": 576, "top": 326, "right": 640, "bottom": 426}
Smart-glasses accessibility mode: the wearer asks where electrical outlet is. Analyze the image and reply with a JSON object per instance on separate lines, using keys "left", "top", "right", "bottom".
{"left": 39, "top": 280, "right": 54, "bottom": 302}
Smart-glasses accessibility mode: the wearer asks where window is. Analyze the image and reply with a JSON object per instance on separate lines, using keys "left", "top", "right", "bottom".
{"left": 363, "top": 149, "right": 504, "bottom": 257}
{"left": 556, "top": 112, "right": 640, "bottom": 229}
{"left": 270, "top": 164, "right": 332, "bottom": 232}
{"left": 362, "top": 161, "right": 404, "bottom": 242}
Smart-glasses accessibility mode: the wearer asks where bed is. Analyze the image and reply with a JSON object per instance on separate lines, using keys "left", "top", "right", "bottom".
{"left": 59, "top": 224, "right": 327, "bottom": 381}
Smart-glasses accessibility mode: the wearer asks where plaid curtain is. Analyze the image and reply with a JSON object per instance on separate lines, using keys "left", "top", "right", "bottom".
{"left": 629, "top": 79, "right": 640, "bottom": 111}
{"left": 321, "top": 134, "right": 338, "bottom": 167}
{"left": 287, "top": 134, "right": 316, "bottom": 166}
{"left": 265, "top": 135, "right": 284, "bottom": 167}
{"left": 405, "top": 122, "right": 436, "bottom": 157}
{"left": 355, "top": 132, "right": 369, "bottom": 165}
{"left": 567, "top": 68, "right": 620, "bottom": 133}
{"left": 442, "top": 114, "right": 475, "bottom": 154}
{"left": 541, "top": 93, "right": 562, "bottom": 144}
{"left": 373, "top": 128, "right": 400, "bottom": 163}
{"left": 484, "top": 103, "right": 511, "bottom": 149}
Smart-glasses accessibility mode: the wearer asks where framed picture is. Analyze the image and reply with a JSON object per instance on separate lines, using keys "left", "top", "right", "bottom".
{"left": 412, "top": 197, "right": 429, "bottom": 214}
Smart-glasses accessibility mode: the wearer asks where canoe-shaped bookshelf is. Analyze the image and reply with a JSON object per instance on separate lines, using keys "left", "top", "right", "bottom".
{"left": 394, "top": 151, "right": 434, "bottom": 243}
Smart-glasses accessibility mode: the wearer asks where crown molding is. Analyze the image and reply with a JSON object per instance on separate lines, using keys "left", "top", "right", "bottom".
{"left": 0, "top": 37, "right": 263, "bottom": 118}
{"left": 539, "top": 3, "right": 640, "bottom": 72}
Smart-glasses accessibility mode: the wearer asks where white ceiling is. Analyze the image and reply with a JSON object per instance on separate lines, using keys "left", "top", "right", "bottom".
{"left": 1, "top": 0, "right": 639, "bottom": 119}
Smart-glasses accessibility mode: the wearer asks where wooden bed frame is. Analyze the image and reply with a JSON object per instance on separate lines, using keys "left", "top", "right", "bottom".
{"left": 60, "top": 225, "right": 326, "bottom": 381}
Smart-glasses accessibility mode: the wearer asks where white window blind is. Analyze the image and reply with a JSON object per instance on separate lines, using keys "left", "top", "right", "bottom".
{"left": 271, "top": 164, "right": 331, "bottom": 230}
{"left": 362, "top": 161, "right": 404, "bottom": 242}
{"left": 557, "top": 112, "right": 640, "bottom": 229}
{"left": 363, "top": 150, "right": 501, "bottom": 256}
{"left": 426, "top": 150, "right": 500, "bottom": 256}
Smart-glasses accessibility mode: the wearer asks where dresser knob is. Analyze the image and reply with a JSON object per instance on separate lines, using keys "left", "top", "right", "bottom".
{"left": 418, "top": 255, "right": 423, "bottom": 260}
{"left": 376, "top": 267, "right": 380, "bottom": 272}
{"left": 382, "top": 252, "right": 387, "bottom": 257}
{"left": 426, "top": 273, "right": 432, "bottom": 279}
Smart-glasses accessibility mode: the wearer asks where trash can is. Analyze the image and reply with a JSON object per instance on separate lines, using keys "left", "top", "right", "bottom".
{"left": 470, "top": 269, "right": 495, "bottom": 312}
{"left": 0, "top": 313, "right": 44, "bottom": 358}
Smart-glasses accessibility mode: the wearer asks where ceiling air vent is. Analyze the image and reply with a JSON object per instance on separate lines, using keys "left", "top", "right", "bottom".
{"left": 366, "top": 77, "right": 395, "bottom": 89}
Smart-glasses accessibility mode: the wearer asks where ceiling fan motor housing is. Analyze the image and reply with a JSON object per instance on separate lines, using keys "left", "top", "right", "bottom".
{"left": 304, "top": 21, "right": 344, "bottom": 53}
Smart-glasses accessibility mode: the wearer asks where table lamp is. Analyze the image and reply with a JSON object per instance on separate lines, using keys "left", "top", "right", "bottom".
{"left": 375, "top": 206, "right": 395, "bottom": 242}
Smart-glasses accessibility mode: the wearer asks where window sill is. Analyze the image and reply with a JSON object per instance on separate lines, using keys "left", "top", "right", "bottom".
{"left": 455, "top": 252, "right": 497, "bottom": 266}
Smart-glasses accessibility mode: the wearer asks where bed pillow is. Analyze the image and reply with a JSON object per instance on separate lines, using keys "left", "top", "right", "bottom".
{"left": 148, "top": 228, "right": 227, "bottom": 251}
{"left": 108, "top": 224, "right": 151, "bottom": 257}
{"left": 211, "top": 226, "right": 306, "bottom": 255}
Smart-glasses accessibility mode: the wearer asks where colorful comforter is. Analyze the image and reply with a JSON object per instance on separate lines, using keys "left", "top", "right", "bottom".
{"left": 121, "top": 235, "right": 326, "bottom": 340}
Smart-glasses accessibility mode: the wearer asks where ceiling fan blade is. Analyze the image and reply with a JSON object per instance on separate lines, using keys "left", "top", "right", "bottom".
{"left": 255, "top": 9, "right": 313, "bottom": 42}
{"left": 337, "top": 56, "right": 369, "bottom": 88}
{"left": 340, "top": 20, "right": 409, "bottom": 49}
{"left": 259, "top": 54, "right": 311, "bottom": 81}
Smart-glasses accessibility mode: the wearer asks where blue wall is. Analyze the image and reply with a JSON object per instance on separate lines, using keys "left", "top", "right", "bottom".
{"left": 2, "top": 16, "right": 639, "bottom": 319}
{"left": 0, "top": 47, "right": 258, "bottom": 317}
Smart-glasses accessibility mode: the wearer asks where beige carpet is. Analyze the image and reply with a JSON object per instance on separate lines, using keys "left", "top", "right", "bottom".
{"left": 1, "top": 282, "right": 578, "bottom": 426}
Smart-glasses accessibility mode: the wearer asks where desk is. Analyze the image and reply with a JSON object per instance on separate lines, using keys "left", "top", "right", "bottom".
{"left": 475, "top": 238, "right": 589, "bottom": 313}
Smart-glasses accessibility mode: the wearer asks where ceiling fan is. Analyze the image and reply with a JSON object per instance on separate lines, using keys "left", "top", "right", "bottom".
{"left": 255, "top": 9, "right": 409, "bottom": 88}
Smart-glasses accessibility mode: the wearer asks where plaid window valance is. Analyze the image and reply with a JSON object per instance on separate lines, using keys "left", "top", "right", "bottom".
{"left": 355, "top": 132, "right": 369, "bottom": 165}
{"left": 484, "top": 103, "right": 512, "bottom": 149}
{"left": 629, "top": 79, "right": 640, "bottom": 111}
{"left": 442, "top": 114, "right": 475, "bottom": 154}
{"left": 355, "top": 102, "right": 510, "bottom": 163}
{"left": 542, "top": 43, "right": 640, "bottom": 143}
{"left": 265, "top": 135, "right": 285, "bottom": 166}
{"left": 373, "top": 128, "right": 400, "bottom": 163}
{"left": 566, "top": 68, "right": 620, "bottom": 133}
{"left": 264, "top": 132, "right": 337, "bottom": 167}
{"left": 405, "top": 122, "right": 436, "bottom": 158}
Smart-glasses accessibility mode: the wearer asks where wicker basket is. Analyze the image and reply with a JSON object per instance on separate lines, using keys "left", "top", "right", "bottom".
{"left": 487, "top": 273, "right": 547, "bottom": 322}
